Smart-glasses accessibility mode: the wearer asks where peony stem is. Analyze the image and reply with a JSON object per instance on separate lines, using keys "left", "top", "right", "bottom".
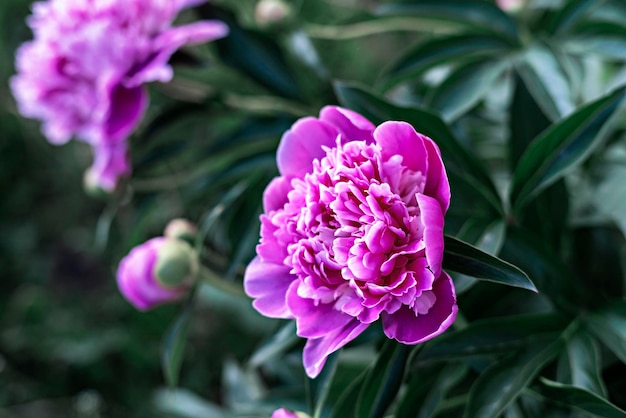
{"left": 197, "top": 266, "right": 249, "bottom": 299}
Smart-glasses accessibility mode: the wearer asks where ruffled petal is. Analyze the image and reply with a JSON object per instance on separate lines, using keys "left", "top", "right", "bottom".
{"left": 319, "top": 106, "right": 375, "bottom": 143}
{"left": 374, "top": 121, "right": 428, "bottom": 175}
{"left": 417, "top": 193, "right": 445, "bottom": 278}
{"left": 87, "top": 142, "right": 131, "bottom": 191}
{"left": 244, "top": 257, "right": 295, "bottom": 319}
{"left": 423, "top": 138, "right": 450, "bottom": 213}
{"left": 302, "top": 319, "right": 369, "bottom": 378}
{"left": 276, "top": 117, "right": 339, "bottom": 178}
{"left": 382, "top": 272, "right": 457, "bottom": 344}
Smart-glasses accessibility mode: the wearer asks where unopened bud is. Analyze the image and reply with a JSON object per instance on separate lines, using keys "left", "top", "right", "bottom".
{"left": 164, "top": 218, "right": 197, "bottom": 243}
{"left": 154, "top": 239, "right": 199, "bottom": 288}
{"left": 255, "top": 0, "right": 291, "bottom": 27}
{"left": 497, "top": 0, "right": 524, "bottom": 12}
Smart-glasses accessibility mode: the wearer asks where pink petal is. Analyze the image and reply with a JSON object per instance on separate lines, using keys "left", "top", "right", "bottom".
{"left": 127, "top": 21, "right": 229, "bottom": 86}
{"left": 276, "top": 117, "right": 339, "bottom": 178}
{"left": 319, "top": 105, "right": 375, "bottom": 143}
{"left": 103, "top": 83, "right": 147, "bottom": 143}
{"left": 374, "top": 121, "right": 428, "bottom": 175}
{"left": 382, "top": 272, "right": 457, "bottom": 344}
{"left": 286, "top": 282, "right": 354, "bottom": 338}
{"left": 88, "top": 142, "right": 131, "bottom": 191}
{"left": 417, "top": 193, "right": 445, "bottom": 278}
{"left": 244, "top": 257, "right": 295, "bottom": 319}
{"left": 263, "top": 176, "right": 292, "bottom": 213}
{"left": 423, "top": 138, "right": 450, "bottom": 213}
{"left": 303, "top": 319, "right": 369, "bottom": 378}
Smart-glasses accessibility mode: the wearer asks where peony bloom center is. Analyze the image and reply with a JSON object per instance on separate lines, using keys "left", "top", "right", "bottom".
{"left": 265, "top": 138, "right": 437, "bottom": 325}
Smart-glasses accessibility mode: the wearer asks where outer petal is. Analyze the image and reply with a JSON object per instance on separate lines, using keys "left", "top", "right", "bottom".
{"left": 102, "top": 83, "right": 147, "bottom": 144}
{"left": 263, "top": 176, "right": 292, "bottom": 213}
{"left": 303, "top": 319, "right": 369, "bottom": 378}
{"left": 276, "top": 117, "right": 339, "bottom": 178}
{"left": 244, "top": 257, "right": 295, "bottom": 319}
{"left": 271, "top": 409, "right": 300, "bottom": 418}
{"left": 87, "top": 143, "right": 131, "bottom": 192}
{"left": 382, "top": 272, "right": 457, "bottom": 344}
{"left": 319, "top": 106, "right": 375, "bottom": 143}
{"left": 423, "top": 138, "right": 450, "bottom": 213}
{"left": 286, "top": 282, "right": 354, "bottom": 338}
{"left": 374, "top": 121, "right": 428, "bottom": 175}
{"left": 417, "top": 193, "right": 445, "bottom": 278}
{"left": 127, "top": 21, "right": 229, "bottom": 86}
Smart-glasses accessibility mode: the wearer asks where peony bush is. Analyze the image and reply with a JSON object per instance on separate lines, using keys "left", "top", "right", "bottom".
{"left": 4, "top": 0, "right": 626, "bottom": 417}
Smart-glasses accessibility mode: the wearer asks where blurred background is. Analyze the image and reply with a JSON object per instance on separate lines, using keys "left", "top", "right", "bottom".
{"left": 0, "top": 0, "right": 414, "bottom": 416}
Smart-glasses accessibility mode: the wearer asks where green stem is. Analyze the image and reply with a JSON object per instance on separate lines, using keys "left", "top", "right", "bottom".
{"left": 198, "top": 266, "right": 249, "bottom": 299}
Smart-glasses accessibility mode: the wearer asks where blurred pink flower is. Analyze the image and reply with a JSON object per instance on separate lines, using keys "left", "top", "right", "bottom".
{"left": 117, "top": 237, "right": 198, "bottom": 311}
{"left": 271, "top": 408, "right": 303, "bottom": 418}
{"left": 11, "top": 0, "right": 228, "bottom": 190}
{"left": 244, "top": 106, "right": 457, "bottom": 378}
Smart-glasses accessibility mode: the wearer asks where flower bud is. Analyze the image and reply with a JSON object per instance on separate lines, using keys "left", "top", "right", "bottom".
{"left": 117, "top": 237, "right": 198, "bottom": 311}
{"left": 154, "top": 239, "right": 199, "bottom": 288}
{"left": 255, "top": 0, "right": 291, "bottom": 27}
{"left": 271, "top": 408, "right": 310, "bottom": 418}
{"left": 164, "top": 218, "right": 198, "bottom": 243}
{"left": 497, "top": 0, "right": 524, "bottom": 12}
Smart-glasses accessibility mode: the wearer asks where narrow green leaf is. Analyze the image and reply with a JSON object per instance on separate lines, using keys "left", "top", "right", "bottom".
{"left": 161, "top": 298, "right": 193, "bottom": 388}
{"left": 382, "top": 34, "right": 513, "bottom": 89}
{"left": 557, "top": 330, "right": 607, "bottom": 396}
{"left": 428, "top": 58, "right": 509, "bottom": 121}
{"left": 443, "top": 235, "right": 536, "bottom": 292}
{"left": 417, "top": 313, "right": 567, "bottom": 364}
{"left": 333, "top": 82, "right": 503, "bottom": 216}
{"left": 510, "top": 85, "right": 626, "bottom": 212}
{"left": 464, "top": 337, "right": 565, "bottom": 418}
{"left": 516, "top": 44, "right": 575, "bottom": 122}
{"left": 331, "top": 371, "right": 366, "bottom": 418}
{"left": 536, "top": 378, "right": 626, "bottom": 418}
{"left": 583, "top": 300, "right": 626, "bottom": 364}
{"left": 396, "top": 363, "right": 468, "bottom": 418}
{"left": 562, "top": 20, "right": 626, "bottom": 60}
{"left": 309, "top": 351, "right": 340, "bottom": 418}
{"left": 548, "top": 0, "right": 607, "bottom": 35}
{"left": 249, "top": 322, "right": 299, "bottom": 367}
{"left": 356, "top": 342, "right": 412, "bottom": 418}
{"left": 376, "top": 0, "right": 520, "bottom": 41}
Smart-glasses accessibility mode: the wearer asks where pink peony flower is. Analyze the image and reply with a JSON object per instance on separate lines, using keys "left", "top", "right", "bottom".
{"left": 11, "top": 0, "right": 228, "bottom": 189}
{"left": 117, "top": 237, "right": 198, "bottom": 311}
{"left": 244, "top": 106, "right": 458, "bottom": 378}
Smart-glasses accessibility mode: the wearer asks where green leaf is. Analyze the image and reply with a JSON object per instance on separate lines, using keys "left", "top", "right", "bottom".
{"left": 516, "top": 44, "right": 575, "bottom": 122}
{"left": 382, "top": 34, "right": 513, "bottom": 89}
{"left": 583, "top": 300, "right": 626, "bottom": 364}
{"left": 309, "top": 351, "right": 340, "bottom": 418}
{"left": 376, "top": 0, "right": 520, "bottom": 41}
{"left": 443, "top": 235, "right": 536, "bottom": 292}
{"left": 510, "top": 85, "right": 626, "bottom": 213}
{"left": 557, "top": 330, "right": 607, "bottom": 396}
{"left": 333, "top": 82, "right": 503, "bottom": 216}
{"left": 464, "top": 337, "right": 565, "bottom": 418}
{"left": 198, "top": 6, "right": 300, "bottom": 99}
{"left": 356, "top": 342, "right": 412, "bottom": 418}
{"left": 396, "top": 363, "right": 468, "bottom": 418}
{"left": 161, "top": 298, "right": 193, "bottom": 388}
{"left": 548, "top": 0, "right": 606, "bottom": 35}
{"left": 562, "top": 21, "right": 626, "bottom": 60}
{"left": 249, "top": 322, "right": 299, "bottom": 367}
{"left": 417, "top": 313, "right": 567, "bottom": 364}
{"left": 428, "top": 58, "right": 510, "bottom": 121}
{"left": 331, "top": 371, "right": 367, "bottom": 418}
{"left": 536, "top": 378, "right": 626, "bottom": 418}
